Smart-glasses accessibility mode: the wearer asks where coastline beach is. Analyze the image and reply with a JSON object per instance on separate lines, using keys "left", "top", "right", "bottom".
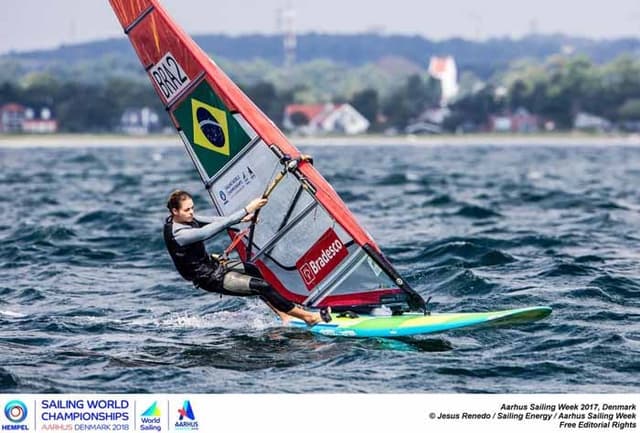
{"left": 1, "top": 132, "right": 640, "bottom": 148}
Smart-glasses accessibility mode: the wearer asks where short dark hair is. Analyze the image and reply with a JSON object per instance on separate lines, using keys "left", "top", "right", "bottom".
{"left": 166, "top": 190, "right": 193, "bottom": 211}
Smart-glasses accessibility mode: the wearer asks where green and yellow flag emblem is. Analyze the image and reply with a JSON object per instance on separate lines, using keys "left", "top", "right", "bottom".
{"left": 173, "top": 81, "right": 252, "bottom": 177}
{"left": 191, "top": 98, "right": 230, "bottom": 156}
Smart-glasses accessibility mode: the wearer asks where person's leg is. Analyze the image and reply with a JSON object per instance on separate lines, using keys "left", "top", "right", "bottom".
{"left": 245, "top": 277, "right": 325, "bottom": 325}
{"left": 236, "top": 261, "right": 325, "bottom": 323}
{"left": 220, "top": 270, "right": 291, "bottom": 322}
{"left": 224, "top": 261, "right": 293, "bottom": 322}
{"left": 223, "top": 271, "right": 325, "bottom": 326}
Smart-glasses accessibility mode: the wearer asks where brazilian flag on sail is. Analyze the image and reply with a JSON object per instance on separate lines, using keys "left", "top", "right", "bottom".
{"left": 173, "top": 81, "right": 252, "bottom": 177}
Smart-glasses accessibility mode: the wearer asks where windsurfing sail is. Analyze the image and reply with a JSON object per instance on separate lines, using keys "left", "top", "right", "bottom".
{"left": 108, "top": 0, "right": 426, "bottom": 313}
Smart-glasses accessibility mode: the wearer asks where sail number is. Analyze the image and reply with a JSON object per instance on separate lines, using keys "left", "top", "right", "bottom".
{"left": 149, "top": 52, "right": 191, "bottom": 104}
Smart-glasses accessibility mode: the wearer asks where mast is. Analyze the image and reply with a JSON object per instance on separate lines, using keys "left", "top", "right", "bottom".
{"left": 108, "top": 0, "right": 426, "bottom": 313}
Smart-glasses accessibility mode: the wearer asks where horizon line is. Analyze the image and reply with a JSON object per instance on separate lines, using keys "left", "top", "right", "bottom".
{"left": 2, "top": 31, "right": 639, "bottom": 57}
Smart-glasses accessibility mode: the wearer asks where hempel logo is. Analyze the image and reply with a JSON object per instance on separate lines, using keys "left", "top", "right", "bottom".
{"left": 3, "top": 400, "right": 28, "bottom": 431}
{"left": 296, "top": 228, "right": 348, "bottom": 290}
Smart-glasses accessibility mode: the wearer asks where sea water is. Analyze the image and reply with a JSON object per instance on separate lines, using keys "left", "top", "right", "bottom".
{"left": 0, "top": 142, "right": 638, "bottom": 393}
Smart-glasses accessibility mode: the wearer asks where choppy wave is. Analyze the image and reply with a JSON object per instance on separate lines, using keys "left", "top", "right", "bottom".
{"left": 0, "top": 144, "right": 639, "bottom": 393}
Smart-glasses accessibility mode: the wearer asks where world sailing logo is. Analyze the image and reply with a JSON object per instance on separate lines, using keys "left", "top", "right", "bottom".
{"left": 139, "top": 401, "right": 161, "bottom": 431}
{"left": 142, "top": 402, "right": 161, "bottom": 418}
{"left": 191, "top": 98, "right": 230, "bottom": 156}
{"left": 296, "top": 228, "right": 348, "bottom": 290}
{"left": 175, "top": 401, "right": 198, "bottom": 431}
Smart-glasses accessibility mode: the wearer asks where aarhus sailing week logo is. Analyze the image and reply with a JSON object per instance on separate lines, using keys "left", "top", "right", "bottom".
{"left": 296, "top": 228, "right": 348, "bottom": 290}
{"left": 191, "top": 98, "right": 230, "bottom": 156}
{"left": 174, "top": 401, "right": 198, "bottom": 431}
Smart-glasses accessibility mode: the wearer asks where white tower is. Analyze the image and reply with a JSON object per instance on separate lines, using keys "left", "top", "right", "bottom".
{"left": 278, "top": 4, "right": 297, "bottom": 71}
{"left": 428, "top": 56, "right": 459, "bottom": 107}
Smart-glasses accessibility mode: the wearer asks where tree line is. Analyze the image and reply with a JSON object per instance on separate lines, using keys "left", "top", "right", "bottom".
{"left": 0, "top": 73, "right": 440, "bottom": 133}
{"left": 8, "top": 33, "right": 639, "bottom": 79}
{"left": 1, "top": 54, "right": 639, "bottom": 133}
{"left": 445, "top": 55, "right": 640, "bottom": 131}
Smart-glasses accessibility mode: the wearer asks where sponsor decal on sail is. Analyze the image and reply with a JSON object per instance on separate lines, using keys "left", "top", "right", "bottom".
{"left": 216, "top": 165, "right": 257, "bottom": 211}
{"left": 296, "top": 228, "right": 348, "bottom": 290}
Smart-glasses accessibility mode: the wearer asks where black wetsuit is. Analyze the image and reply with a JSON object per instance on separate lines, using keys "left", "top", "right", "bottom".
{"left": 163, "top": 211, "right": 295, "bottom": 312}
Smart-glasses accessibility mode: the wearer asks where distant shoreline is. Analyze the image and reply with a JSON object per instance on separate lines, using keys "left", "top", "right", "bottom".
{"left": 1, "top": 132, "right": 640, "bottom": 148}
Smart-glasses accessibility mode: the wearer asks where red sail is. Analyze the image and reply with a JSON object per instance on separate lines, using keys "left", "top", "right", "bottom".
{"left": 109, "top": 0, "right": 424, "bottom": 312}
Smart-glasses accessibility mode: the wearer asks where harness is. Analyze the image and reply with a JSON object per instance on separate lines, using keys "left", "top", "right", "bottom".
{"left": 163, "top": 217, "right": 213, "bottom": 281}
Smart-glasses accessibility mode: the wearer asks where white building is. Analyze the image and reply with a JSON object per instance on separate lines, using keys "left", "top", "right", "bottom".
{"left": 283, "top": 103, "right": 369, "bottom": 135}
{"left": 120, "top": 107, "right": 160, "bottom": 135}
{"left": 574, "top": 112, "right": 612, "bottom": 132}
{"left": 428, "top": 56, "right": 459, "bottom": 106}
{"left": 405, "top": 107, "right": 451, "bottom": 134}
{"left": 23, "top": 107, "right": 58, "bottom": 133}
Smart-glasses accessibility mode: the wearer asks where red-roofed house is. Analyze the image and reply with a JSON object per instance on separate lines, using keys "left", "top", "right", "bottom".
{"left": 0, "top": 104, "right": 58, "bottom": 133}
{"left": 283, "top": 103, "right": 370, "bottom": 135}
{"left": 0, "top": 103, "right": 26, "bottom": 133}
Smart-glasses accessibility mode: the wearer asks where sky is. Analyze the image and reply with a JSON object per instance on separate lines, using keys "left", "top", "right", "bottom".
{"left": 1, "top": 0, "right": 639, "bottom": 55}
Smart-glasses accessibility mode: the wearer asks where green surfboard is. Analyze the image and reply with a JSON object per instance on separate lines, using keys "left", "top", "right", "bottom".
{"left": 290, "top": 306, "right": 552, "bottom": 338}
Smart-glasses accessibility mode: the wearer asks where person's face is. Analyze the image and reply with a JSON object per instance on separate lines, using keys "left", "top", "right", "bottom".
{"left": 172, "top": 198, "right": 194, "bottom": 223}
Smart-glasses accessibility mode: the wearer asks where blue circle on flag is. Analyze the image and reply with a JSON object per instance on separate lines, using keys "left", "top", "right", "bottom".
{"left": 196, "top": 107, "right": 225, "bottom": 148}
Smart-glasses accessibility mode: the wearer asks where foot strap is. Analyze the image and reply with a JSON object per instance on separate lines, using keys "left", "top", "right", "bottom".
{"left": 320, "top": 307, "right": 332, "bottom": 323}
{"left": 337, "top": 311, "right": 359, "bottom": 319}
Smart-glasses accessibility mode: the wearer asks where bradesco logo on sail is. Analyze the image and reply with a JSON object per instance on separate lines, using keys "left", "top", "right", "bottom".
{"left": 296, "top": 228, "right": 348, "bottom": 290}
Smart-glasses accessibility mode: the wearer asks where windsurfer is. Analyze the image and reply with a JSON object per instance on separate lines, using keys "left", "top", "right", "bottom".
{"left": 163, "top": 189, "right": 330, "bottom": 326}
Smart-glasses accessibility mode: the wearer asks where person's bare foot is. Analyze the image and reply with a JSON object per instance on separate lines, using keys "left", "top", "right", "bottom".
{"left": 276, "top": 311, "right": 292, "bottom": 326}
{"left": 304, "top": 312, "right": 322, "bottom": 326}
{"left": 284, "top": 306, "right": 331, "bottom": 326}
{"left": 305, "top": 307, "right": 332, "bottom": 326}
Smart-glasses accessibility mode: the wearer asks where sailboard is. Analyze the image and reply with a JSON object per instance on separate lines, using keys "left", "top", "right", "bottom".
{"left": 108, "top": 0, "right": 551, "bottom": 338}
{"left": 290, "top": 306, "right": 552, "bottom": 338}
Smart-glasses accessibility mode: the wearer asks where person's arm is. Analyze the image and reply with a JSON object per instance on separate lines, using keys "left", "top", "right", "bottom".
{"left": 193, "top": 213, "right": 242, "bottom": 224}
{"left": 196, "top": 197, "right": 268, "bottom": 225}
{"left": 174, "top": 208, "right": 247, "bottom": 246}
